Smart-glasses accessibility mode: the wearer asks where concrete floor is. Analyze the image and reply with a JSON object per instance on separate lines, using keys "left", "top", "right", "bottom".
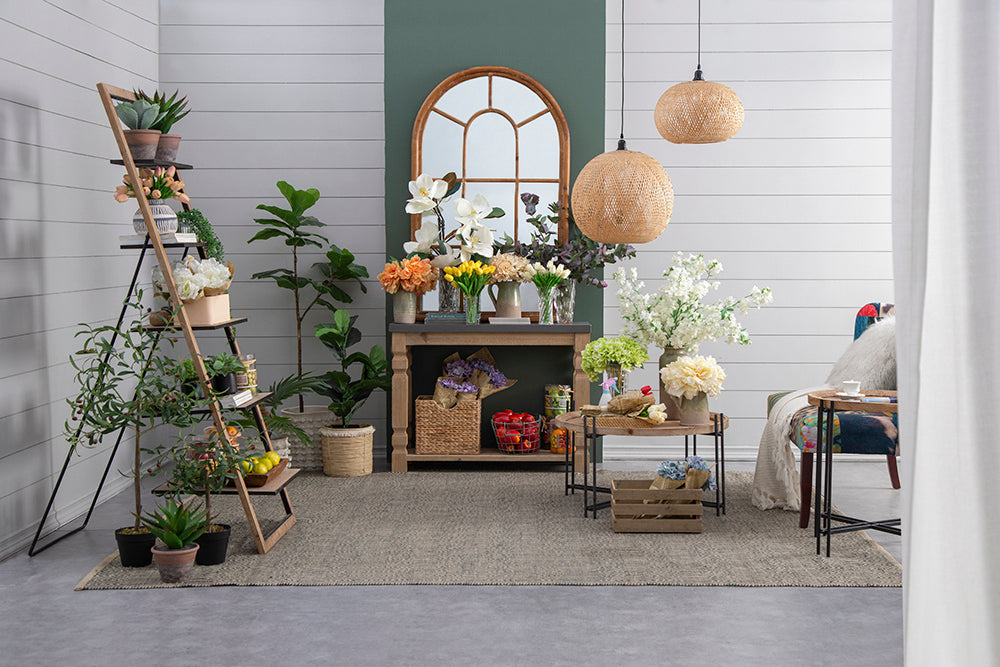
{"left": 0, "top": 458, "right": 902, "bottom": 666}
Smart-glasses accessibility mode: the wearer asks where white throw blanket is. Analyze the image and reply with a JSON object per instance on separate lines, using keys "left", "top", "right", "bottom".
{"left": 751, "top": 385, "right": 830, "bottom": 511}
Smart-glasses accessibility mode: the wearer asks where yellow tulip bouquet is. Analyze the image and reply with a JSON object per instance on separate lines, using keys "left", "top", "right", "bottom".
{"left": 443, "top": 260, "right": 496, "bottom": 324}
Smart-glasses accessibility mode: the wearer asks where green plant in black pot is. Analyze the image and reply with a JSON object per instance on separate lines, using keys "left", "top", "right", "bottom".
{"left": 248, "top": 181, "right": 368, "bottom": 413}
{"left": 314, "top": 309, "right": 390, "bottom": 427}
{"left": 203, "top": 353, "right": 244, "bottom": 396}
{"left": 176, "top": 208, "right": 224, "bottom": 262}
{"left": 65, "top": 288, "right": 203, "bottom": 565}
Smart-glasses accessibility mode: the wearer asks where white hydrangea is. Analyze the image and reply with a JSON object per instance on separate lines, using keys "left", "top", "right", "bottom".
{"left": 150, "top": 257, "right": 231, "bottom": 302}
{"left": 614, "top": 252, "right": 772, "bottom": 351}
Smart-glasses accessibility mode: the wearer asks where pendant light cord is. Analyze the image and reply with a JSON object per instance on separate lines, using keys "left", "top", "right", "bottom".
{"left": 694, "top": 0, "right": 704, "bottom": 80}
{"left": 618, "top": 0, "right": 626, "bottom": 150}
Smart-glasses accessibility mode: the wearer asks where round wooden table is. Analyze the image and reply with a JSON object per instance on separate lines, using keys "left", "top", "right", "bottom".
{"left": 552, "top": 412, "right": 729, "bottom": 519}
{"left": 807, "top": 389, "right": 900, "bottom": 556}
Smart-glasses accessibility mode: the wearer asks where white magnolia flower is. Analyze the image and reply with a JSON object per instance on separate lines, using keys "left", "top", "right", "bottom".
{"left": 403, "top": 219, "right": 439, "bottom": 255}
{"left": 454, "top": 194, "right": 493, "bottom": 226}
{"left": 405, "top": 173, "right": 447, "bottom": 214}
{"left": 458, "top": 220, "right": 494, "bottom": 262}
{"left": 430, "top": 248, "right": 461, "bottom": 268}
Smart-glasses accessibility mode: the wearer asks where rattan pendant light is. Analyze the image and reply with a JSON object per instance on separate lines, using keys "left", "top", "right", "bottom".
{"left": 572, "top": 1, "right": 673, "bottom": 244}
{"left": 654, "top": 0, "right": 743, "bottom": 144}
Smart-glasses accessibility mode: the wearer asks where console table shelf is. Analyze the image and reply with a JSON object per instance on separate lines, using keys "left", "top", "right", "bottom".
{"left": 389, "top": 322, "right": 591, "bottom": 472}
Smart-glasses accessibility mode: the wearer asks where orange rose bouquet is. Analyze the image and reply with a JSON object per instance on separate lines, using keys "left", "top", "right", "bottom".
{"left": 377, "top": 256, "right": 438, "bottom": 294}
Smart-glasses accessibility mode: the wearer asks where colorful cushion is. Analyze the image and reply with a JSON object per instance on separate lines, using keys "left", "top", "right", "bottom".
{"left": 788, "top": 406, "right": 898, "bottom": 455}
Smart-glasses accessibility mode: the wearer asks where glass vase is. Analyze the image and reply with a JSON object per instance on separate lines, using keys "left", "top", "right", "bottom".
{"left": 464, "top": 292, "right": 481, "bottom": 325}
{"left": 536, "top": 284, "right": 555, "bottom": 324}
{"left": 605, "top": 364, "right": 628, "bottom": 397}
{"left": 438, "top": 280, "right": 461, "bottom": 313}
{"left": 553, "top": 280, "right": 576, "bottom": 323}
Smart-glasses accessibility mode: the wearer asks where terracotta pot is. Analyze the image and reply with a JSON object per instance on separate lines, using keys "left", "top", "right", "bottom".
{"left": 151, "top": 543, "right": 199, "bottom": 583}
{"left": 155, "top": 133, "right": 181, "bottom": 162}
{"left": 123, "top": 129, "right": 161, "bottom": 160}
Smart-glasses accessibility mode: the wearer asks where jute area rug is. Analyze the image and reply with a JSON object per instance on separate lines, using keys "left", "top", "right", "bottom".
{"left": 77, "top": 470, "right": 900, "bottom": 589}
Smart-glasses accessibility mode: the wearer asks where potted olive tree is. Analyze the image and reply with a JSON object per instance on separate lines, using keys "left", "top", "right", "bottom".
{"left": 66, "top": 288, "right": 201, "bottom": 567}
{"left": 248, "top": 181, "right": 369, "bottom": 467}
{"left": 314, "top": 309, "right": 390, "bottom": 477}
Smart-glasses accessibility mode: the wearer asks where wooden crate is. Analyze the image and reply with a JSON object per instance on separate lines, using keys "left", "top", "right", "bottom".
{"left": 414, "top": 396, "right": 480, "bottom": 454}
{"left": 610, "top": 479, "right": 703, "bottom": 533}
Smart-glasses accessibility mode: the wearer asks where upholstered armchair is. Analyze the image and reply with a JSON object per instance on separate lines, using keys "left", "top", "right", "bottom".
{"left": 752, "top": 303, "right": 899, "bottom": 528}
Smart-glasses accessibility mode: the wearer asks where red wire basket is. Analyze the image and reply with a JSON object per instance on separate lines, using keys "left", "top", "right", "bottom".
{"left": 491, "top": 413, "right": 542, "bottom": 454}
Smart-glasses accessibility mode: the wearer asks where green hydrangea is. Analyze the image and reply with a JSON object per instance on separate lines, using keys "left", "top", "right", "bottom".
{"left": 581, "top": 336, "right": 649, "bottom": 382}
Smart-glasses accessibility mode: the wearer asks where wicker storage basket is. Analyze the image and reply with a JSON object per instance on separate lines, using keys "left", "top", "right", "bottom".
{"left": 320, "top": 424, "right": 374, "bottom": 477}
{"left": 415, "top": 395, "right": 480, "bottom": 455}
{"left": 281, "top": 405, "right": 332, "bottom": 471}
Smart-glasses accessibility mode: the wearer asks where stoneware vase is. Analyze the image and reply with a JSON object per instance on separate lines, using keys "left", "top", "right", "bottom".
{"left": 151, "top": 543, "right": 199, "bottom": 583}
{"left": 536, "top": 284, "right": 556, "bottom": 324}
{"left": 393, "top": 290, "right": 417, "bottom": 324}
{"left": 554, "top": 279, "right": 576, "bottom": 323}
{"left": 487, "top": 281, "right": 521, "bottom": 318}
{"left": 133, "top": 199, "right": 178, "bottom": 235}
{"left": 658, "top": 347, "right": 688, "bottom": 420}
{"left": 677, "top": 391, "right": 711, "bottom": 426}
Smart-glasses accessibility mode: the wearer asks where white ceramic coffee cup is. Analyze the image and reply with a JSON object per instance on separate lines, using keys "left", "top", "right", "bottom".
{"left": 842, "top": 380, "right": 861, "bottom": 396}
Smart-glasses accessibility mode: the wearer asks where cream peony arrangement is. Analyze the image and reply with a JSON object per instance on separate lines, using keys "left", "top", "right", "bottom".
{"left": 659, "top": 355, "right": 726, "bottom": 400}
{"left": 488, "top": 253, "right": 533, "bottom": 283}
{"left": 152, "top": 256, "right": 232, "bottom": 302}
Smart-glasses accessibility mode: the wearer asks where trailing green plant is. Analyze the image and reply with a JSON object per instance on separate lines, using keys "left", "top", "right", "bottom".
{"left": 66, "top": 287, "right": 203, "bottom": 530}
{"left": 139, "top": 498, "right": 208, "bottom": 549}
{"left": 134, "top": 89, "right": 190, "bottom": 135}
{"left": 176, "top": 208, "right": 224, "bottom": 262}
{"left": 248, "top": 181, "right": 369, "bottom": 411}
{"left": 114, "top": 99, "right": 165, "bottom": 130}
{"left": 314, "top": 309, "right": 390, "bottom": 427}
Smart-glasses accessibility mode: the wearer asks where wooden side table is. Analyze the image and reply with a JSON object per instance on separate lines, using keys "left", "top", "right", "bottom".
{"left": 553, "top": 412, "right": 729, "bottom": 519}
{"left": 808, "top": 389, "right": 901, "bottom": 556}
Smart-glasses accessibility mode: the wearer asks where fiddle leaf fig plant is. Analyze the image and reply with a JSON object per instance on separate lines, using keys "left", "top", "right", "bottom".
{"left": 249, "top": 182, "right": 368, "bottom": 412}
{"left": 314, "top": 309, "right": 390, "bottom": 427}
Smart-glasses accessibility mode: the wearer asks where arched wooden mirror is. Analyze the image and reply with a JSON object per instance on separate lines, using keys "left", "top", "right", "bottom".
{"left": 411, "top": 66, "right": 571, "bottom": 249}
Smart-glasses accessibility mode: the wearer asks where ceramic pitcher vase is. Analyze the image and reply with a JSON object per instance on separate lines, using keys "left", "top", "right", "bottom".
{"left": 677, "top": 391, "right": 710, "bottom": 426}
{"left": 487, "top": 281, "right": 521, "bottom": 318}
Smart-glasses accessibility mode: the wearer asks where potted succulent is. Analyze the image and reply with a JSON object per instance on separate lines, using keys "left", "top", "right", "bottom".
{"left": 65, "top": 288, "right": 201, "bottom": 567}
{"left": 248, "top": 180, "right": 368, "bottom": 465}
{"left": 134, "top": 89, "right": 190, "bottom": 162}
{"left": 160, "top": 431, "right": 247, "bottom": 565}
{"left": 114, "top": 98, "right": 164, "bottom": 160}
{"left": 140, "top": 498, "right": 208, "bottom": 583}
{"left": 204, "top": 353, "right": 245, "bottom": 396}
{"left": 313, "top": 309, "right": 391, "bottom": 477}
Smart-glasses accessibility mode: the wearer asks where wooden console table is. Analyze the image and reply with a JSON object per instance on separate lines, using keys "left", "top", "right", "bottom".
{"left": 389, "top": 322, "right": 591, "bottom": 472}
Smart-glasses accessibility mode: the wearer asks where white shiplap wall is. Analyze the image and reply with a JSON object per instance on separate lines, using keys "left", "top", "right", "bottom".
{"left": 158, "top": 1, "right": 386, "bottom": 446}
{"left": 0, "top": 0, "right": 160, "bottom": 558}
{"left": 602, "top": 0, "right": 893, "bottom": 460}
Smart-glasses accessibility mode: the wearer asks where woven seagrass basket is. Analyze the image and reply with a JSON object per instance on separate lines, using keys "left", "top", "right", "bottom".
{"left": 281, "top": 405, "right": 331, "bottom": 471}
{"left": 320, "top": 424, "right": 374, "bottom": 477}
{"left": 415, "top": 395, "right": 480, "bottom": 455}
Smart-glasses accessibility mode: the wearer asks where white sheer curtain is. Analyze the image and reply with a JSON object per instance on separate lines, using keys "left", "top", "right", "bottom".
{"left": 893, "top": 1, "right": 1000, "bottom": 663}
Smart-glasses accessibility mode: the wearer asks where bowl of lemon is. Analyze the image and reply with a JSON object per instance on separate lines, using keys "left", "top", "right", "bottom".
{"left": 239, "top": 450, "right": 286, "bottom": 487}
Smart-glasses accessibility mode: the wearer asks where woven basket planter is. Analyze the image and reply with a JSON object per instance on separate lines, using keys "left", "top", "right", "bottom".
{"left": 281, "top": 405, "right": 331, "bottom": 471}
{"left": 415, "top": 395, "right": 480, "bottom": 455}
{"left": 320, "top": 424, "right": 374, "bottom": 477}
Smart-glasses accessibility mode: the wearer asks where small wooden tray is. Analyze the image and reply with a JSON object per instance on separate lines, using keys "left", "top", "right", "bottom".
{"left": 243, "top": 458, "right": 288, "bottom": 487}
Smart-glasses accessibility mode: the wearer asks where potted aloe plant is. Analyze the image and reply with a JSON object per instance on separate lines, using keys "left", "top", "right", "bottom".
{"left": 248, "top": 181, "right": 369, "bottom": 466}
{"left": 66, "top": 288, "right": 202, "bottom": 567}
{"left": 140, "top": 498, "right": 208, "bottom": 583}
{"left": 313, "top": 309, "right": 390, "bottom": 477}
{"left": 114, "top": 98, "right": 164, "bottom": 160}
{"left": 134, "top": 89, "right": 190, "bottom": 162}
